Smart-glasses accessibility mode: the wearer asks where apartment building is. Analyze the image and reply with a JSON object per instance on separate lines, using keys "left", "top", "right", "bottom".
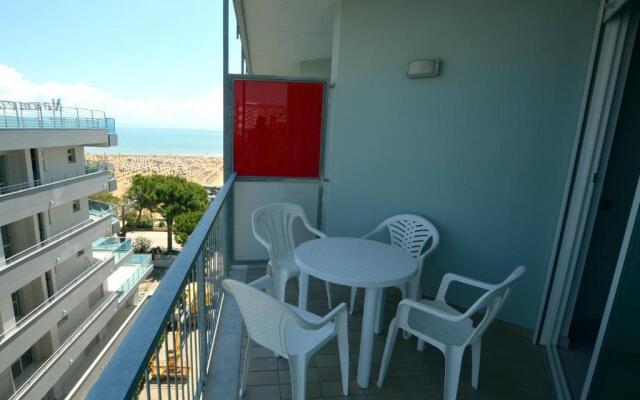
{"left": 0, "top": 101, "right": 153, "bottom": 400}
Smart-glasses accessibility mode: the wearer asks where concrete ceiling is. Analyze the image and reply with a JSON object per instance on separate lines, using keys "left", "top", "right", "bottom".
{"left": 234, "top": 0, "right": 336, "bottom": 76}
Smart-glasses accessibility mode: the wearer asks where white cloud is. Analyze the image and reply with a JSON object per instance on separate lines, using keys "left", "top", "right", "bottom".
{"left": 0, "top": 65, "right": 222, "bottom": 130}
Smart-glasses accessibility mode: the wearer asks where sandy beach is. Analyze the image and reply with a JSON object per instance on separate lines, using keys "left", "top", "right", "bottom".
{"left": 87, "top": 153, "right": 223, "bottom": 198}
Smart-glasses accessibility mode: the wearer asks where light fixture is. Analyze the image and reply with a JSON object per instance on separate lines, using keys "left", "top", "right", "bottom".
{"left": 407, "top": 58, "right": 440, "bottom": 78}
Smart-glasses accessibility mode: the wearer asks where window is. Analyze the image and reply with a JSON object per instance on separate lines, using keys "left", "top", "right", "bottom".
{"left": 11, "top": 291, "right": 23, "bottom": 320}
{"left": 72, "top": 200, "right": 81, "bottom": 212}
{"left": 45, "top": 271, "right": 54, "bottom": 298}
{"left": 10, "top": 348, "right": 33, "bottom": 379}
{"left": 67, "top": 148, "right": 76, "bottom": 163}
{"left": 1, "top": 224, "right": 14, "bottom": 258}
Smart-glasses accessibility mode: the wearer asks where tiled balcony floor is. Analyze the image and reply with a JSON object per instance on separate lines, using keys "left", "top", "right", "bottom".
{"left": 225, "top": 266, "right": 552, "bottom": 400}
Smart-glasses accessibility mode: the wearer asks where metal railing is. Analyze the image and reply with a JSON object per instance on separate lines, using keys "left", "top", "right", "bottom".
{"left": 0, "top": 215, "right": 110, "bottom": 270}
{"left": 88, "top": 173, "right": 235, "bottom": 399}
{"left": 0, "top": 161, "right": 110, "bottom": 196}
{"left": 0, "top": 100, "right": 115, "bottom": 133}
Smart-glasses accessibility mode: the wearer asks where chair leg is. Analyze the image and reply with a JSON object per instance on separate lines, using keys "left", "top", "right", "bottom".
{"left": 272, "top": 270, "right": 288, "bottom": 303}
{"left": 443, "top": 346, "right": 464, "bottom": 400}
{"left": 349, "top": 287, "right": 357, "bottom": 314}
{"left": 336, "top": 312, "right": 350, "bottom": 396}
{"left": 325, "top": 281, "right": 333, "bottom": 309}
{"left": 472, "top": 338, "right": 482, "bottom": 389}
{"left": 374, "top": 288, "right": 385, "bottom": 335}
{"left": 238, "top": 338, "right": 253, "bottom": 397}
{"left": 398, "top": 285, "right": 413, "bottom": 339}
{"left": 289, "top": 354, "right": 308, "bottom": 400}
{"left": 376, "top": 317, "right": 399, "bottom": 388}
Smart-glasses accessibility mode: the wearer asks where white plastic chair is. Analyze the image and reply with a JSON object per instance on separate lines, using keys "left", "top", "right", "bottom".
{"left": 350, "top": 214, "right": 439, "bottom": 314}
{"left": 252, "top": 202, "right": 333, "bottom": 307}
{"left": 223, "top": 277, "right": 349, "bottom": 399}
{"left": 377, "top": 266, "right": 526, "bottom": 400}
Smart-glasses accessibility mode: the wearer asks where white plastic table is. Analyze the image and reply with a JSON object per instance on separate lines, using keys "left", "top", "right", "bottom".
{"left": 295, "top": 237, "right": 416, "bottom": 388}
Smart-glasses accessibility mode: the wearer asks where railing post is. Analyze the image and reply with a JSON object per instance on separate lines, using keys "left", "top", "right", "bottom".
{"left": 196, "top": 248, "right": 207, "bottom": 393}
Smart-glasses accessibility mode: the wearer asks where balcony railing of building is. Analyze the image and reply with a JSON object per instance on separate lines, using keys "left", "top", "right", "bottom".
{"left": 0, "top": 214, "right": 111, "bottom": 271}
{"left": 117, "top": 254, "right": 154, "bottom": 301}
{"left": 92, "top": 236, "right": 132, "bottom": 264}
{"left": 0, "top": 161, "right": 111, "bottom": 196}
{"left": 0, "top": 256, "right": 114, "bottom": 347}
{"left": 88, "top": 199, "right": 117, "bottom": 218}
{"left": 0, "top": 100, "right": 116, "bottom": 133}
{"left": 9, "top": 293, "right": 120, "bottom": 400}
{"left": 88, "top": 172, "right": 235, "bottom": 400}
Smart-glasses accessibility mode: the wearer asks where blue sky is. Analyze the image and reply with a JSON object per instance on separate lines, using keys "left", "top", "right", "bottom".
{"left": 0, "top": 0, "right": 241, "bottom": 129}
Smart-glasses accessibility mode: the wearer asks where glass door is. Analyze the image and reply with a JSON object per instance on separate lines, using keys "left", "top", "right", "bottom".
{"left": 583, "top": 176, "right": 640, "bottom": 398}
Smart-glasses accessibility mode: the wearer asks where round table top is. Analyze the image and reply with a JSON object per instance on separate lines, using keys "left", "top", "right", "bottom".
{"left": 295, "top": 237, "right": 417, "bottom": 288}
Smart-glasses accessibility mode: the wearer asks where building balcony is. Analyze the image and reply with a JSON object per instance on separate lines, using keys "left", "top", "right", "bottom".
{"left": 92, "top": 237, "right": 153, "bottom": 302}
{"left": 0, "top": 101, "right": 117, "bottom": 151}
{"left": 0, "top": 257, "right": 115, "bottom": 376}
{"left": 0, "top": 214, "right": 114, "bottom": 296}
{"left": 108, "top": 254, "right": 154, "bottom": 302}
{"left": 0, "top": 163, "right": 113, "bottom": 225}
{"left": 89, "top": 199, "right": 120, "bottom": 234}
{"left": 86, "top": 174, "right": 551, "bottom": 400}
{"left": 8, "top": 294, "right": 119, "bottom": 400}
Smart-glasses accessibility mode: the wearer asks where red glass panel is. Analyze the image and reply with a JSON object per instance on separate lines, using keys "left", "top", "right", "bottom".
{"left": 233, "top": 79, "right": 324, "bottom": 178}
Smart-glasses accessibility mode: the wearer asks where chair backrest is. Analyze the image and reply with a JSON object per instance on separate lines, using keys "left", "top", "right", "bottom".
{"left": 222, "top": 278, "right": 295, "bottom": 356}
{"left": 251, "top": 203, "right": 307, "bottom": 259}
{"left": 376, "top": 214, "right": 439, "bottom": 263}
{"left": 463, "top": 266, "right": 526, "bottom": 346}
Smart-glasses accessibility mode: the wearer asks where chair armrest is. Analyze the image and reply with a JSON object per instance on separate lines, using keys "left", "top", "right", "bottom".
{"left": 435, "top": 273, "right": 495, "bottom": 302}
{"left": 397, "top": 299, "right": 466, "bottom": 322}
{"left": 288, "top": 303, "right": 348, "bottom": 330}
{"left": 299, "top": 214, "right": 328, "bottom": 239}
{"left": 249, "top": 276, "right": 276, "bottom": 298}
{"left": 360, "top": 223, "right": 385, "bottom": 240}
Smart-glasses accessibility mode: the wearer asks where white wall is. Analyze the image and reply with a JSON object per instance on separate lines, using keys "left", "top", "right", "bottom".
{"left": 233, "top": 180, "right": 321, "bottom": 261}
{"left": 39, "top": 146, "right": 85, "bottom": 183}
{"left": 0, "top": 150, "right": 29, "bottom": 186}
{"left": 323, "top": 0, "right": 600, "bottom": 329}
{"left": 46, "top": 197, "right": 88, "bottom": 237}
{"left": 0, "top": 129, "right": 109, "bottom": 152}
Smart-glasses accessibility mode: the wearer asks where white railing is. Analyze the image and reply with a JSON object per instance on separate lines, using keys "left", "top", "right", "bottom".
{"left": 0, "top": 161, "right": 110, "bottom": 196}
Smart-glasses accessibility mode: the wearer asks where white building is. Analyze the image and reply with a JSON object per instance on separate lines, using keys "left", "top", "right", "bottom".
{"left": 0, "top": 101, "right": 153, "bottom": 400}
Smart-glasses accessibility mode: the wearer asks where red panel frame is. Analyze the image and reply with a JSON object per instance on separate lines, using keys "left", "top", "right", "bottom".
{"left": 233, "top": 79, "right": 324, "bottom": 178}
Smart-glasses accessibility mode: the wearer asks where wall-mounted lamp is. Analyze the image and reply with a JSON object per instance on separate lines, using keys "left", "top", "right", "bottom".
{"left": 407, "top": 58, "right": 440, "bottom": 78}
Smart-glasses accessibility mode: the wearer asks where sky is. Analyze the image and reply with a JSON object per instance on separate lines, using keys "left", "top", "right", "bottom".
{"left": 0, "top": 0, "right": 241, "bottom": 130}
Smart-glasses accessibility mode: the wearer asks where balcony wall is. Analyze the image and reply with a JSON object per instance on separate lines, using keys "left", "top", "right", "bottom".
{"left": 0, "top": 215, "right": 113, "bottom": 295}
{"left": 0, "top": 129, "right": 112, "bottom": 151}
{"left": 0, "top": 171, "right": 110, "bottom": 225}
{"left": 320, "top": 0, "right": 600, "bottom": 329}
{"left": 0, "top": 257, "right": 115, "bottom": 374}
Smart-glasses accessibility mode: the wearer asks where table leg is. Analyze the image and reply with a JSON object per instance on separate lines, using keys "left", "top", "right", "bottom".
{"left": 374, "top": 288, "right": 386, "bottom": 335}
{"left": 357, "top": 287, "right": 381, "bottom": 388}
{"left": 298, "top": 271, "right": 309, "bottom": 310}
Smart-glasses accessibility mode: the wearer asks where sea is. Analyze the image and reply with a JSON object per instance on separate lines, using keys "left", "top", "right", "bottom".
{"left": 86, "top": 127, "right": 223, "bottom": 156}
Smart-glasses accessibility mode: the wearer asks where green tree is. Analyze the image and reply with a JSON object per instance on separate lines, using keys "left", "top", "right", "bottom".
{"left": 125, "top": 175, "right": 160, "bottom": 223}
{"left": 153, "top": 176, "right": 208, "bottom": 252}
{"left": 174, "top": 211, "right": 205, "bottom": 245}
{"left": 90, "top": 191, "right": 120, "bottom": 205}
